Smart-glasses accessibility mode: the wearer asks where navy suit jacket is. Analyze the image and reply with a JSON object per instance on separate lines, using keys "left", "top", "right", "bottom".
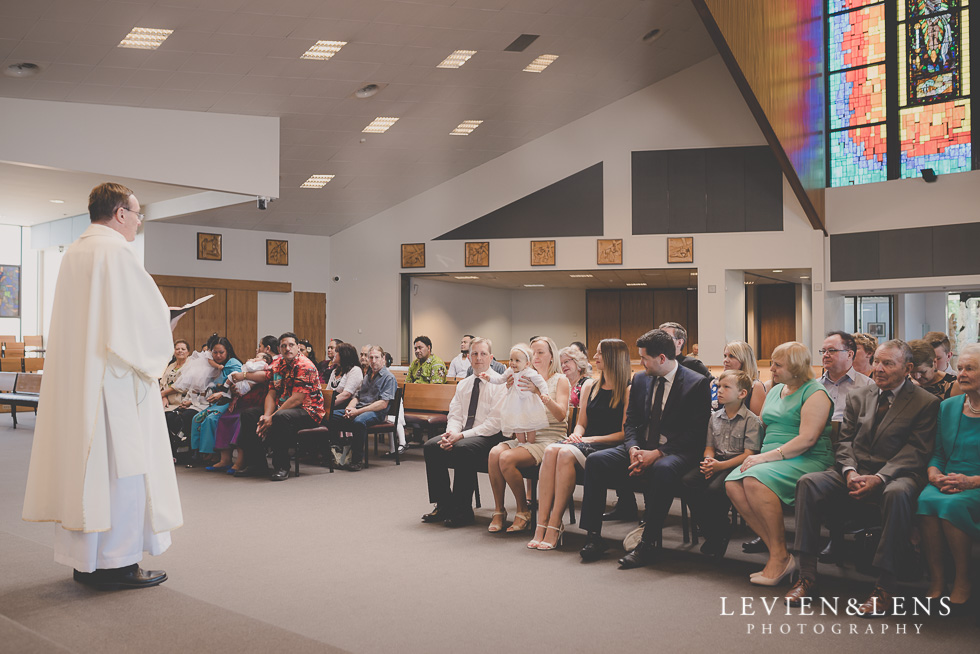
{"left": 623, "top": 363, "right": 712, "bottom": 460}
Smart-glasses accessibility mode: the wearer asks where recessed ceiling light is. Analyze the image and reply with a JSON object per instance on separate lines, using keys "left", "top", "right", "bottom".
{"left": 691, "top": 271, "right": 698, "bottom": 276}
{"left": 626, "top": 283, "right": 647, "bottom": 286}
{"left": 4, "top": 62, "right": 40, "bottom": 78}
{"left": 523, "top": 54, "right": 558, "bottom": 73}
{"left": 49, "top": 199, "right": 64, "bottom": 204}
{"left": 569, "top": 274, "right": 593, "bottom": 278}
{"left": 450, "top": 120, "right": 483, "bottom": 136}
{"left": 642, "top": 28, "right": 663, "bottom": 43}
{"left": 772, "top": 269, "right": 783, "bottom": 273}
{"left": 118, "top": 27, "right": 173, "bottom": 50}
{"left": 362, "top": 117, "right": 399, "bottom": 133}
{"left": 455, "top": 276, "right": 479, "bottom": 280}
{"left": 354, "top": 83, "right": 381, "bottom": 99}
{"left": 301, "top": 40, "right": 347, "bottom": 60}
{"left": 300, "top": 175, "right": 334, "bottom": 189}
{"left": 744, "top": 281, "right": 755, "bottom": 285}
{"left": 800, "top": 275, "right": 810, "bottom": 279}
{"left": 437, "top": 50, "right": 476, "bottom": 69}
{"left": 523, "top": 284, "right": 545, "bottom": 287}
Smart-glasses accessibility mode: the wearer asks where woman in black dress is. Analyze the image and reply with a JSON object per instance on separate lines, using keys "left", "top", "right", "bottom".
{"left": 529, "top": 338, "right": 632, "bottom": 550}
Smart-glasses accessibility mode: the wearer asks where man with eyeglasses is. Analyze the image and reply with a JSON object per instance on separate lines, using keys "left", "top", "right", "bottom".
{"left": 819, "top": 330, "right": 874, "bottom": 422}
{"left": 24, "top": 183, "right": 181, "bottom": 590}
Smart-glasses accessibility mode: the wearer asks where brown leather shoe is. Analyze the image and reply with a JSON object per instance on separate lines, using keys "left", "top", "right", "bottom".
{"left": 856, "top": 587, "right": 893, "bottom": 618}
{"left": 785, "top": 577, "right": 820, "bottom": 607}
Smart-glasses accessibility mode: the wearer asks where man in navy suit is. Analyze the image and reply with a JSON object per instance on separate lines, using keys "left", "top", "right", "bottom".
{"left": 579, "top": 329, "right": 712, "bottom": 568}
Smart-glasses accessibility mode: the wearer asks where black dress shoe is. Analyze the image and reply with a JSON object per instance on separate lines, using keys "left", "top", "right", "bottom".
{"left": 700, "top": 536, "right": 730, "bottom": 559}
{"left": 74, "top": 565, "right": 167, "bottom": 590}
{"left": 269, "top": 468, "right": 290, "bottom": 481}
{"left": 619, "top": 539, "right": 659, "bottom": 569}
{"left": 602, "top": 503, "right": 639, "bottom": 522}
{"left": 234, "top": 466, "right": 269, "bottom": 478}
{"left": 421, "top": 507, "right": 447, "bottom": 523}
{"left": 345, "top": 461, "right": 364, "bottom": 472}
{"left": 579, "top": 534, "right": 608, "bottom": 562}
{"left": 742, "top": 536, "right": 768, "bottom": 553}
{"left": 443, "top": 513, "right": 475, "bottom": 528}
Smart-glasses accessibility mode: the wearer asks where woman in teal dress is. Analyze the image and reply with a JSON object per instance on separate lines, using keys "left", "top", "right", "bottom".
{"left": 917, "top": 343, "right": 980, "bottom": 607}
{"left": 727, "top": 341, "right": 833, "bottom": 586}
{"left": 189, "top": 338, "right": 242, "bottom": 470}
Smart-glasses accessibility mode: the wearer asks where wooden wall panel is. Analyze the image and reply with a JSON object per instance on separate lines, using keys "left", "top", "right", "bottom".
{"left": 158, "top": 285, "right": 195, "bottom": 347}
{"left": 586, "top": 291, "right": 621, "bottom": 358}
{"left": 293, "top": 291, "right": 326, "bottom": 359}
{"left": 619, "top": 290, "right": 654, "bottom": 358}
{"left": 686, "top": 289, "right": 699, "bottom": 356}
{"left": 193, "top": 287, "right": 226, "bottom": 350}
{"left": 757, "top": 285, "right": 796, "bottom": 360}
{"left": 226, "top": 289, "right": 257, "bottom": 360}
{"left": 652, "top": 290, "right": 688, "bottom": 335}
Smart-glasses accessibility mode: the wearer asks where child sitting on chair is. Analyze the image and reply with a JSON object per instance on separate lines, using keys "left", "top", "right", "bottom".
{"left": 480, "top": 344, "right": 549, "bottom": 443}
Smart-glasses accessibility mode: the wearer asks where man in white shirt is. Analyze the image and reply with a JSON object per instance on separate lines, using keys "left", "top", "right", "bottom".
{"left": 23, "top": 183, "right": 182, "bottom": 590}
{"left": 446, "top": 334, "right": 475, "bottom": 378}
{"left": 421, "top": 337, "right": 506, "bottom": 527}
{"left": 819, "top": 330, "right": 875, "bottom": 422}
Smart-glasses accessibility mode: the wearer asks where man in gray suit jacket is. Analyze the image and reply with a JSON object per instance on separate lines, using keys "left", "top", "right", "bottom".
{"left": 786, "top": 340, "right": 939, "bottom": 616}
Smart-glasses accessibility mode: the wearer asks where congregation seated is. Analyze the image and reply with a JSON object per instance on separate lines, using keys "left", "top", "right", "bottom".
{"left": 721, "top": 341, "right": 767, "bottom": 415}
{"left": 326, "top": 342, "right": 362, "bottom": 410}
{"left": 910, "top": 338, "right": 961, "bottom": 399}
{"left": 787, "top": 339, "right": 939, "bottom": 616}
{"left": 578, "top": 329, "right": 711, "bottom": 568}
{"left": 659, "top": 321, "right": 711, "bottom": 378}
{"left": 217, "top": 335, "right": 277, "bottom": 475}
{"left": 917, "top": 342, "right": 980, "bottom": 610}
{"left": 160, "top": 339, "right": 197, "bottom": 457}
{"left": 318, "top": 338, "right": 343, "bottom": 383}
{"left": 726, "top": 341, "right": 833, "bottom": 585}
{"left": 532, "top": 338, "right": 631, "bottom": 550}
{"left": 820, "top": 330, "right": 874, "bottom": 421}
{"left": 329, "top": 345, "right": 396, "bottom": 471}
{"left": 189, "top": 337, "right": 243, "bottom": 470}
{"left": 852, "top": 332, "right": 879, "bottom": 377}
{"left": 681, "top": 369, "right": 762, "bottom": 559}
{"left": 407, "top": 335, "right": 446, "bottom": 384}
{"left": 421, "top": 337, "right": 506, "bottom": 527}
{"left": 234, "top": 332, "right": 325, "bottom": 481}
{"left": 446, "top": 334, "right": 474, "bottom": 378}
{"left": 559, "top": 345, "right": 591, "bottom": 408}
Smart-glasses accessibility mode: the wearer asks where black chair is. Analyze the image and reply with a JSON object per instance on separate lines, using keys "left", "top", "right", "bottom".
{"left": 368, "top": 386, "right": 404, "bottom": 466}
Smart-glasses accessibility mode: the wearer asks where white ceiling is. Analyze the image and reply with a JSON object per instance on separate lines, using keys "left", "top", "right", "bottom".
{"left": 0, "top": 0, "right": 717, "bottom": 236}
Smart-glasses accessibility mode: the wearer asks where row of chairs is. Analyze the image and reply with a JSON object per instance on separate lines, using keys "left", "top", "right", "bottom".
{"left": 0, "top": 358, "right": 44, "bottom": 373}
{"left": 0, "top": 336, "right": 44, "bottom": 359}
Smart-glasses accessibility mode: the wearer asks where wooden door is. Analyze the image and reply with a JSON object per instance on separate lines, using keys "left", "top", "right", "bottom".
{"left": 619, "top": 290, "right": 654, "bottom": 358}
{"left": 158, "top": 285, "right": 195, "bottom": 347}
{"left": 193, "top": 287, "right": 227, "bottom": 350}
{"left": 757, "top": 284, "right": 796, "bottom": 360}
{"left": 226, "top": 289, "right": 257, "bottom": 360}
{"left": 293, "top": 291, "right": 326, "bottom": 360}
{"left": 586, "top": 291, "right": 621, "bottom": 357}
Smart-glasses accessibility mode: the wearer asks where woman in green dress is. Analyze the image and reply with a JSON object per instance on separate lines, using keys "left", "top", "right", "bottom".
{"left": 917, "top": 343, "right": 980, "bottom": 608}
{"left": 727, "top": 341, "right": 833, "bottom": 586}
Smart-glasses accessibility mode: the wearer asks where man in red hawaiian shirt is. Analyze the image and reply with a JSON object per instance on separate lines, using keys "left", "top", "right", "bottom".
{"left": 233, "top": 332, "right": 325, "bottom": 481}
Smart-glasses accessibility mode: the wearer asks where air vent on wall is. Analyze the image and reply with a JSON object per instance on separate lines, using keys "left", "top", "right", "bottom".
{"left": 504, "top": 34, "right": 540, "bottom": 52}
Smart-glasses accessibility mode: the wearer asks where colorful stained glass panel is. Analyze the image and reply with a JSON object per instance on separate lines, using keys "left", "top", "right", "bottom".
{"left": 907, "top": 0, "right": 959, "bottom": 19}
{"left": 906, "top": 12, "right": 961, "bottom": 104}
{"left": 831, "top": 64, "right": 887, "bottom": 128}
{"left": 829, "top": 0, "right": 884, "bottom": 14}
{"left": 830, "top": 124, "right": 889, "bottom": 185}
{"left": 829, "top": 5, "right": 887, "bottom": 72}
{"left": 899, "top": 99, "right": 972, "bottom": 176}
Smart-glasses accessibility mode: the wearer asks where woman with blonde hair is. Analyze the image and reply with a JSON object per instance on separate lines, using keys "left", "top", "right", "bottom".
{"left": 722, "top": 341, "right": 767, "bottom": 415}
{"left": 486, "top": 336, "right": 570, "bottom": 533}
{"left": 726, "top": 341, "right": 833, "bottom": 585}
{"left": 529, "top": 339, "right": 632, "bottom": 550}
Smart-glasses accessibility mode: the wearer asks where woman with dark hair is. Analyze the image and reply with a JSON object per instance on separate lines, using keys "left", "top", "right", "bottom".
{"left": 327, "top": 342, "right": 363, "bottom": 410}
{"left": 319, "top": 338, "right": 343, "bottom": 382}
{"left": 188, "top": 337, "right": 242, "bottom": 469}
{"left": 217, "top": 337, "right": 277, "bottom": 474}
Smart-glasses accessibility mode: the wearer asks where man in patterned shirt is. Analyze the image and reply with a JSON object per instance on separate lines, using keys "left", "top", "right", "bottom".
{"left": 233, "top": 332, "right": 325, "bottom": 481}
{"left": 407, "top": 335, "right": 447, "bottom": 384}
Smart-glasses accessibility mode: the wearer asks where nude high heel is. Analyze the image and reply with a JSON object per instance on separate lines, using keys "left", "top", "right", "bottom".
{"left": 527, "top": 525, "right": 547, "bottom": 549}
{"left": 750, "top": 555, "right": 797, "bottom": 586}
{"left": 537, "top": 524, "right": 564, "bottom": 551}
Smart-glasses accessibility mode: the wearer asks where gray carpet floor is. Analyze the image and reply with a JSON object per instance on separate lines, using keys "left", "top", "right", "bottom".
{"left": 1, "top": 412, "right": 976, "bottom": 653}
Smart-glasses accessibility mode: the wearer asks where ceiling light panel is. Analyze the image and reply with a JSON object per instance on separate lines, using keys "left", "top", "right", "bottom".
{"left": 118, "top": 27, "right": 173, "bottom": 50}
{"left": 301, "top": 40, "right": 347, "bottom": 60}
{"left": 626, "top": 283, "right": 647, "bottom": 286}
{"left": 362, "top": 117, "right": 399, "bottom": 133}
{"left": 455, "top": 276, "right": 479, "bottom": 279}
{"left": 569, "top": 274, "right": 593, "bottom": 278}
{"left": 523, "top": 284, "right": 545, "bottom": 287}
{"left": 437, "top": 50, "right": 476, "bottom": 69}
{"left": 300, "top": 175, "right": 334, "bottom": 189}
{"left": 450, "top": 120, "right": 483, "bottom": 136}
{"left": 523, "top": 54, "right": 558, "bottom": 73}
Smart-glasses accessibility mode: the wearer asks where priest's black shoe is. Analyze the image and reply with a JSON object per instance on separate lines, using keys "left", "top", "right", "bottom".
{"left": 270, "top": 468, "right": 290, "bottom": 481}
{"left": 74, "top": 565, "right": 167, "bottom": 590}
{"left": 601, "top": 502, "right": 638, "bottom": 522}
{"left": 579, "top": 533, "right": 608, "bottom": 562}
{"left": 421, "top": 506, "right": 447, "bottom": 523}
{"left": 619, "top": 539, "right": 659, "bottom": 569}
{"left": 443, "top": 512, "right": 475, "bottom": 528}
{"left": 742, "top": 537, "right": 768, "bottom": 553}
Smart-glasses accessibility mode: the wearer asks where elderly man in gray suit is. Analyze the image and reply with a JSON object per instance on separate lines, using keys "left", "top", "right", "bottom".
{"left": 785, "top": 339, "right": 939, "bottom": 617}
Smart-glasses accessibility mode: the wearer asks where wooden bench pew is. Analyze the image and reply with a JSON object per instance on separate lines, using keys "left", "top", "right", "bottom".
{"left": 402, "top": 382, "right": 457, "bottom": 442}
{"left": 0, "top": 372, "right": 41, "bottom": 428}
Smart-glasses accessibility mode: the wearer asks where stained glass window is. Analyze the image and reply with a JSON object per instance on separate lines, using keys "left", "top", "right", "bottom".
{"left": 827, "top": 0, "right": 974, "bottom": 185}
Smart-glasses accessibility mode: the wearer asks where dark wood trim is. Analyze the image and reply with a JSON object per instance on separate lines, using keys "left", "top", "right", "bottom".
{"left": 691, "top": 0, "right": 827, "bottom": 234}
{"left": 151, "top": 274, "right": 291, "bottom": 293}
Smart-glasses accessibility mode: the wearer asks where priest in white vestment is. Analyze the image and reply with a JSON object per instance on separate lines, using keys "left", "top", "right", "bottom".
{"left": 23, "top": 182, "right": 183, "bottom": 590}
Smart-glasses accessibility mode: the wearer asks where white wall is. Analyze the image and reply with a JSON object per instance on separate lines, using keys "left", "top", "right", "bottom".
{"left": 0, "top": 225, "right": 39, "bottom": 340}
{"left": 510, "top": 289, "right": 586, "bottom": 352}
{"left": 409, "top": 278, "right": 513, "bottom": 363}
{"left": 329, "top": 56, "right": 825, "bottom": 366}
